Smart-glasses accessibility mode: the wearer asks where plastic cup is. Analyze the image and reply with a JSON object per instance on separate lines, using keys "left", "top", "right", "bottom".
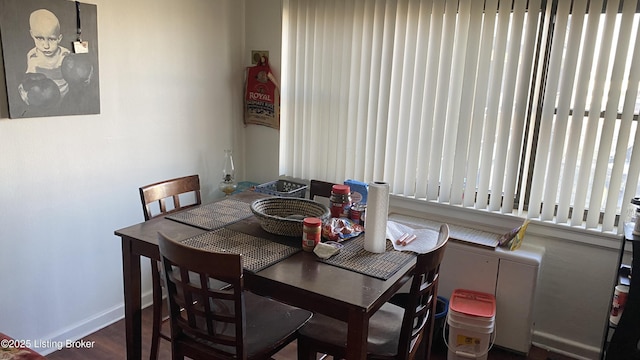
{"left": 610, "top": 285, "right": 629, "bottom": 325}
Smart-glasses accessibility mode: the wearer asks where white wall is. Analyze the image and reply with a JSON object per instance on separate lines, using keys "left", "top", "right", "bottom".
{"left": 0, "top": 0, "right": 245, "bottom": 354}
{"left": 243, "top": 0, "right": 282, "bottom": 184}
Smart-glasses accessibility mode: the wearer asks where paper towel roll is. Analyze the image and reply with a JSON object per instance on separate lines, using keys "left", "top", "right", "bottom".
{"left": 364, "top": 181, "right": 389, "bottom": 253}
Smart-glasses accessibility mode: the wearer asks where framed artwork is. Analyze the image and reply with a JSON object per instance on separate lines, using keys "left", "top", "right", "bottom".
{"left": 0, "top": 0, "right": 100, "bottom": 118}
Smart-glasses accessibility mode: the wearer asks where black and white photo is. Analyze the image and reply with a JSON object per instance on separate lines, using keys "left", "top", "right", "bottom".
{"left": 0, "top": 0, "right": 100, "bottom": 118}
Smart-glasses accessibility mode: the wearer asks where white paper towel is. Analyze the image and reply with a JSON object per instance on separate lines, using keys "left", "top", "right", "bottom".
{"left": 386, "top": 221, "right": 439, "bottom": 253}
{"left": 364, "top": 181, "right": 389, "bottom": 253}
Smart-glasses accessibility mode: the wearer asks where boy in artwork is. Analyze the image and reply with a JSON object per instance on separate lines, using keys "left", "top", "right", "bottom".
{"left": 18, "top": 8, "right": 70, "bottom": 107}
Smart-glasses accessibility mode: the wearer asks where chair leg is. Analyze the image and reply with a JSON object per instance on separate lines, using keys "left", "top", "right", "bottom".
{"left": 297, "top": 337, "right": 318, "bottom": 360}
{"left": 171, "top": 342, "right": 183, "bottom": 360}
{"left": 149, "top": 259, "right": 163, "bottom": 360}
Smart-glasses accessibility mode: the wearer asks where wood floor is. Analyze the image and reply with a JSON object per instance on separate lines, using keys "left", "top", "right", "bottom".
{"left": 45, "top": 305, "right": 575, "bottom": 360}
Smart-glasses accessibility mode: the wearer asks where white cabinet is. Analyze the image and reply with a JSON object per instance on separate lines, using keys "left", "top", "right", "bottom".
{"left": 495, "top": 259, "right": 540, "bottom": 353}
{"left": 438, "top": 244, "right": 498, "bottom": 298}
{"left": 438, "top": 241, "right": 543, "bottom": 354}
{"left": 389, "top": 214, "right": 544, "bottom": 355}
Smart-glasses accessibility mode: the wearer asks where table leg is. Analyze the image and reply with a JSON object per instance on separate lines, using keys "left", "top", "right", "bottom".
{"left": 346, "top": 310, "right": 369, "bottom": 360}
{"left": 122, "top": 237, "right": 142, "bottom": 360}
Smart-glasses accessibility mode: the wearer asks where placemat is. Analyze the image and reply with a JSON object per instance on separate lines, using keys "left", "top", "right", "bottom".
{"left": 166, "top": 198, "right": 253, "bottom": 230}
{"left": 180, "top": 228, "right": 301, "bottom": 273}
{"left": 319, "top": 236, "right": 416, "bottom": 280}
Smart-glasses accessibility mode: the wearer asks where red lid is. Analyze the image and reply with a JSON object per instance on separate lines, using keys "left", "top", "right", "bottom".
{"left": 449, "top": 289, "right": 496, "bottom": 318}
{"left": 303, "top": 217, "right": 322, "bottom": 226}
{"left": 332, "top": 184, "right": 350, "bottom": 194}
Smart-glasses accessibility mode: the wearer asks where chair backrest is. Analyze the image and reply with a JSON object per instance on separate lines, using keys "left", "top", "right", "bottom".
{"left": 139, "top": 175, "right": 201, "bottom": 220}
{"left": 309, "top": 180, "right": 335, "bottom": 201}
{"left": 158, "top": 232, "right": 247, "bottom": 360}
{"left": 397, "top": 224, "right": 449, "bottom": 359}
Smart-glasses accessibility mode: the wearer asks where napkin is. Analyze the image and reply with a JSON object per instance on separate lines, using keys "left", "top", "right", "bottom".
{"left": 313, "top": 242, "right": 342, "bottom": 259}
{"left": 386, "top": 220, "right": 439, "bottom": 253}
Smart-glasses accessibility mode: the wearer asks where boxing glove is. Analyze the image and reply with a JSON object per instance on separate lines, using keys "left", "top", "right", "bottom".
{"left": 19, "top": 72, "right": 61, "bottom": 107}
{"left": 61, "top": 53, "right": 93, "bottom": 85}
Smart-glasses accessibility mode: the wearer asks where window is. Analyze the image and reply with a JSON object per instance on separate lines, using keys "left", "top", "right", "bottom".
{"left": 281, "top": 0, "right": 640, "bottom": 234}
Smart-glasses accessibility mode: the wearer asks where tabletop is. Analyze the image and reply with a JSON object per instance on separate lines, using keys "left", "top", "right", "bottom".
{"left": 114, "top": 191, "right": 416, "bottom": 360}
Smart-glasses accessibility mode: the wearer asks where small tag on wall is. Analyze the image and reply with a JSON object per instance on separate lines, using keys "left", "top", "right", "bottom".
{"left": 73, "top": 41, "right": 89, "bottom": 53}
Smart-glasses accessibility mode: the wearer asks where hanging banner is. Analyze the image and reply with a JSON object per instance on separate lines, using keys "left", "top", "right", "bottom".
{"left": 244, "top": 56, "right": 279, "bottom": 130}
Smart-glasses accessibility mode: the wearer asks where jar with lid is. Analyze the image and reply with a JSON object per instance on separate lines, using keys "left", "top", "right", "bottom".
{"left": 350, "top": 202, "right": 366, "bottom": 225}
{"left": 330, "top": 184, "right": 352, "bottom": 218}
{"left": 302, "top": 217, "right": 322, "bottom": 252}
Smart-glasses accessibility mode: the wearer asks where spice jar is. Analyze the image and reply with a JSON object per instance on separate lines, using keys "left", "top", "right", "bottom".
{"left": 302, "top": 217, "right": 322, "bottom": 252}
{"left": 350, "top": 203, "right": 366, "bottom": 225}
{"left": 330, "top": 184, "right": 352, "bottom": 218}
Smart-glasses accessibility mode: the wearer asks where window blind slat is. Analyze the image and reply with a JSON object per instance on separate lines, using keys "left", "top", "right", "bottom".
{"left": 622, "top": 119, "right": 640, "bottom": 225}
{"left": 343, "top": 0, "right": 359, "bottom": 179}
{"left": 387, "top": 0, "right": 410, "bottom": 194}
{"left": 416, "top": 0, "right": 444, "bottom": 199}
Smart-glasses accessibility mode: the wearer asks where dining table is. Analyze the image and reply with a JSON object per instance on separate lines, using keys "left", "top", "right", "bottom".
{"left": 114, "top": 190, "right": 417, "bottom": 360}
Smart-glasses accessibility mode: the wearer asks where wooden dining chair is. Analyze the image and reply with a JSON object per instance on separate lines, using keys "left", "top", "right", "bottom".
{"left": 297, "top": 224, "right": 450, "bottom": 360}
{"left": 139, "top": 174, "right": 202, "bottom": 221}
{"left": 139, "top": 174, "right": 202, "bottom": 360}
{"left": 309, "top": 180, "right": 336, "bottom": 202}
{"left": 157, "top": 232, "right": 313, "bottom": 360}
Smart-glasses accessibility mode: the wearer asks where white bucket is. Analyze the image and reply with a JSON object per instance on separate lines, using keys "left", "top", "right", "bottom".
{"left": 445, "top": 313, "right": 494, "bottom": 360}
{"left": 445, "top": 289, "right": 496, "bottom": 360}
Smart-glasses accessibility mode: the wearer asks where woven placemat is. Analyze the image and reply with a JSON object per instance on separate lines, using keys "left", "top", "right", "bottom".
{"left": 180, "top": 228, "right": 301, "bottom": 273}
{"left": 166, "top": 198, "right": 253, "bottom": 230}
{"left": 319, "top": 236, "right": 416, "bottom": 280}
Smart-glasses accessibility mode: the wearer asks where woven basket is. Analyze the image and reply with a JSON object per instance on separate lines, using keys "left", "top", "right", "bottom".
{"left": 254, "top": 180, "right": 307, "bottom": 198}
{"left": 251, "top": 197, "right": 330, "bottom": 237}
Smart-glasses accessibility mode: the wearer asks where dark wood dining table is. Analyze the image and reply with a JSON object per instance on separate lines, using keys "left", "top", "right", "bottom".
{"left": 114, "top": 190, "right": 415, "bottom": 360}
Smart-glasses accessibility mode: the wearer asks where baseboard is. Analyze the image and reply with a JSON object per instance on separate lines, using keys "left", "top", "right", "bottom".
{"left": 37, "top": 290, "right": 155, "bottom": 356}
{"left": 532, "top": 330, "right": 601, "bottom": 360}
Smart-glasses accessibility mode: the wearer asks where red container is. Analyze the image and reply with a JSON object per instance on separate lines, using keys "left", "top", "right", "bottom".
{"left": 330, "top": 184, "right": 351, "bottom": 218}
{"left": 302, "top": 217, "right": 322, "bottom": 252}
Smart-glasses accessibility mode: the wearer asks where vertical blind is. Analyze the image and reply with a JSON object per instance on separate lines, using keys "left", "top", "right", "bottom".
{"left": 526, "top": 0, "right": 640, "bottom": 231}
{"left": 281, "top": 0, "right": 640, "bottom": 234}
